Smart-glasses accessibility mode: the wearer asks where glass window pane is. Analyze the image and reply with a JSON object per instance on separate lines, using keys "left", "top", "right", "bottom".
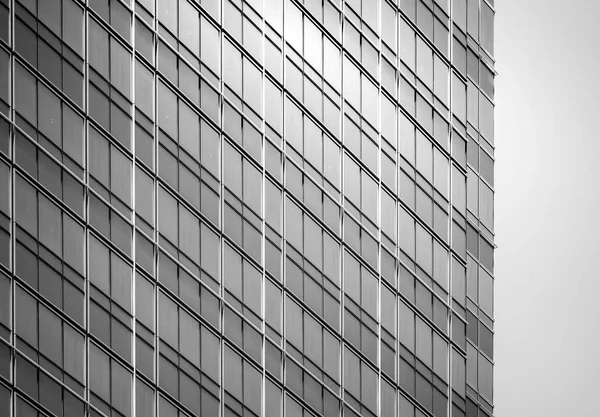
{"left": 112, "top": 360, "right": 132, "bottom": 415}
{"left": 480, "top": 93, "right": 494, "bottom": 143}
{"left": 159, "top": 292, "right": 178, "bottom": 348}
{"left": 398, "top": 301, "right": 414, "bottom": 351}
{"left": 304, "top": 19, "right": 322, "bottom": 71}
{"left": 344, "top": 58, "right": 360, "bottom": 110}
{"left": 416, "top": 317, "right": 432, "bottom": 367}
{"left": 416, "top": 37, "right": 433, "bottom": 88}
{"left": 38, "top": 196, "right": 62, "bottom": 255}
{"left": 89, "top": 344, "right": 110, "bottom": 400}
{"left": 63, "top": 0, "right": 84, "bottom": 54}
{"left": 136, "top": 275, "right": 154, "bottom": 330}
{"left": 111, "top": 38, "right": 131, "bottom": 96}
{"left": 16, "top": 286, "right": 37, "bottom": 346}
{"left": 158, "top": 82, "right": 177, "bottom": 138}
{"left": 478, "top": 353, "right": 493, "bottom": 401}
{"left": 180, "top": 0, "right": 200, "bottom": 55}
{"left": 15, "top": 63, "right": 37, "bottom": 123}
{"left": 158, "top": 0, "right": 178, "bottom": 33}
{"left": 481, "top": 3, "right": 494, "bottom": 55}
{"left": 89, "top": 19, "right": 109, "bottom": 77}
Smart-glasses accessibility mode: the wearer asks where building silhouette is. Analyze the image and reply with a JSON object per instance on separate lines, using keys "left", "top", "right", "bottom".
{"left": 0, "top": 0, "right": 494, "bottom": 416}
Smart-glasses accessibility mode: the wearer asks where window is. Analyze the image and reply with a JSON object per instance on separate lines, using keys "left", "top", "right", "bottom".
{"left": 382, "top": 1, "right": 397, "bottom": 51}
{"left": 89, "top": 126, "right": 132, "bottom": 210}
{"left": 89, "top": 235, "right": 133, "bottom": 362}
{"left": 15, "top": 59, "right": 37, "bottom": 124}
{"left": 481, "top": 2, "right": 494, "bottom": 55}
{"left": 344, "top": 347, "right": 378, "bottom": 416}
{"left": 224, "top": 0, "right": 263, "bottom": 62}
{"left": 452, "top": 165, "right": 466, "bottom": 214}
{"left": 480, "top": 182, "right": 494, "bottom": 229}
{"left": 0, "top": 385, "right": 8, "bottom": 416}
{"left": 480, "top": 62, "right": 494, "bottom": 99}
{"left": 90, "top": 17, "right": 131, "bottom": 98}
{"left": 344, "top": 153, "right": 378, "bottom": 232}
{"left": 135, "top": 60, "right": 154, "bottom": 119}
{"left": 478, "top": 353, "right": 493, "bottom": 401}
{"left": 88, "top": 16, "right": 132, "bottom": 146}
{"left": 381, "top": 191, "right": 397, "bottom": 246}
{"left": 285, "top": 199, "right": 341, "bottom": 329}
{"left": 434, "top": 55, "right": 449, "bottom": 107}
{"left": 0, "top": 48, "right": 8, "bottom": 111}
{"left": 343, "top": 56, "right": 378, "bottom": 129}
{"left": 223, "top": 141, "right": 262, "bottom": 262}
{"left": 14, "top": 173, "right": 85, "bottom": 276}
{"left": 224, "top": 243, "right": 262, "bottom": 322}
{"left": 479, "top": 265, "right": 494, "bottom": 315}
{"left": 224, "top": 345, "right": 262, "bottom": 416}
{"left": 14, "top": 1, "right": 84, "bottom": 105}
{"left": 199, "top": 17, "right": 221, "bottom": 78}
{"left": 286, "top": 100, "right": 341, "bottom": 194}
{"left": 417, "top": 37, "right": 433, "bottom": 89}
{"left": 479, "top": 92, "right": 494, "bottom": 143}
{"left": 452, "top": 73, "right": 466, "bottom": 123}
{"left": 158, "top": 186, "right": 220, "bottom": 278}
{"left": 137, "top": 379, "right": 155, "bottom": 417}
{"left": 0, "top": 274, "right": 9, "bottom": 331}
{"left": 179, "top": 0, "right": 200, "bottom": 55}
{"left": 265, "top": 278, "right": 282, "bottom": 337}
{"left": 89, "top": 343, "right": 132, "bottom": 416}
{"left": 224, "top": 39, "right": 263, "bottom": 119}
{"left": 158, "top": 250, "right": 221, "bottom": 329}
{"left": 157, "top": 84, "right": 221, "bottom": 222}
{"left": 479, "top": 322, "right": 493, "bottom": 359}
{"left": 136, "top": 273, "right": 155, "bottom": 331}
{"left": 344, "top": 251, "right": 378, "bottom": 363}
{"left": 158, "top": 290, "right": 221, "bottom": 414}
{"left": 14, "top": 285, "right": 85, "bottom": 385}
{"left": 159, "top": 290, "right": 220, "bottom": 378}
{"left": 285, "top": 296, "right": 340, "bottom": 386}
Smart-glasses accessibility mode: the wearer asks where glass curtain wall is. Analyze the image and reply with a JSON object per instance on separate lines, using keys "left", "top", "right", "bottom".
{"left": 0, "top": 0, "right": 495, "bottom": 416}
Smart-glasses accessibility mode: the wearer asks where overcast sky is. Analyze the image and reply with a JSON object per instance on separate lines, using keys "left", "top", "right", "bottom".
{"left": 494, "top": 0, "right": 600, "bottom": 415}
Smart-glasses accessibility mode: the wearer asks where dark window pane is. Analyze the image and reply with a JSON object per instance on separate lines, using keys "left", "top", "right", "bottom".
{"left": 112, "top": 360, "right": 132, "bottom": 415}
{"left": 15, "top": 63, "right": 37, "bottom": 123}
{"left": 0, "top": 275, "right": 9, "bottom": 328}
{"left": 89, "top": 344, "right": 110, "bottom": 401}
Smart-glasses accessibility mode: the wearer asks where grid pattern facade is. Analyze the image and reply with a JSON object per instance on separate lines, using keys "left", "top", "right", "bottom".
{"left": 0, "top": 0, "right": 495, "bottom": 416}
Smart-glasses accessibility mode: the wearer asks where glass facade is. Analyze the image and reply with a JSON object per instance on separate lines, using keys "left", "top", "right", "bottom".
{"left": 0, "top": 0, "right": 495, "bottom": 416}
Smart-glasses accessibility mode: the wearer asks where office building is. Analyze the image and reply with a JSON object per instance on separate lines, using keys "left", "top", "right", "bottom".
{"left": 0, "top": 0, "right": 495, "bottom": 416}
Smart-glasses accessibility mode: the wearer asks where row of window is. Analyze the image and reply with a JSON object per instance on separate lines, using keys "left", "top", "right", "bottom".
{"left": 5, "top": 0, "right": 495, "bottom": 136}
{"left": 15, "top": 0, "right": 84, "bottom": 106}
{"left": 136, "top": 0, "right": 478, "bottom": 160}
{"left": 8, "top": 186, "right": 454, "bottom": 363}
{"left": 2, "top": 271, "right": 480, "bottom": 417}
{"left": 5, "top": 133, "right": 475, "bottom": 329}
{"left": 452, "top": 0, "right": 495, "bottom": 57}
{"left": 0, "top": 272, "right": 472, "bottom": 412}
{"left": 4, "top": 11, "right": 477, "bottom": 224}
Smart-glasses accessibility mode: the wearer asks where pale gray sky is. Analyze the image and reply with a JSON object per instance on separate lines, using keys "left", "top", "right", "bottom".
{"left": 495, "top": 0, "right": 600, "bottom": 415}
